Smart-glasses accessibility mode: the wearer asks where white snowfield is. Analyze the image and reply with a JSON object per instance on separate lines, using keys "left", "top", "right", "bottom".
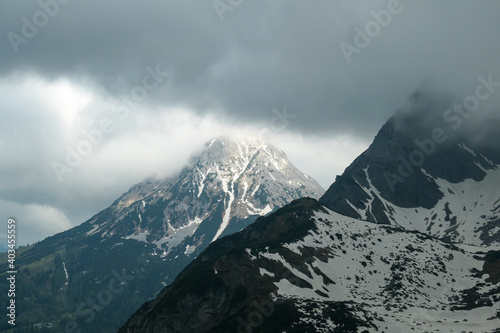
{"left": 252, "top": 206, "right": 500, "bottom": 332}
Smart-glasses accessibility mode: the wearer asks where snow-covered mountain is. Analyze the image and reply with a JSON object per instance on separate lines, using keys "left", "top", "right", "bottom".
{"left": 97, "top": 136, "right": 324, "bottom": 257}
{"left": 0, "top": 136, "right": 324, "bottom": 333}
{"left": 320, "top": 95, "right": 500, "bottom": 247}
{"left": 119, "top": 198, "right": 500, "bottom": 333}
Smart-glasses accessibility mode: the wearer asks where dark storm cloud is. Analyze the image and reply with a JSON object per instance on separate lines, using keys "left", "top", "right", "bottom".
{"left": 2, "top": 0, "right": 500, "bottom": 139}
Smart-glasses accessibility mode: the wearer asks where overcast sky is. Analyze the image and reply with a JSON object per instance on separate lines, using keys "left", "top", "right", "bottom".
{"left": 1, "top": 0, "right": 500, "bottom": 247}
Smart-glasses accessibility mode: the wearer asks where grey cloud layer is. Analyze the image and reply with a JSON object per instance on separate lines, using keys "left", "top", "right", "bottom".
{"left": 2, "top": 0, "right": 500, "bottom": 137}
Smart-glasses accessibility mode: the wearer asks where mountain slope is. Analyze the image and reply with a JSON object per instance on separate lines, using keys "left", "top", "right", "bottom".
{"left": 119, "top": 198, "right": 500, "bottom": 333}
{"left": 320, "top": 93, "right": 500, "bottom": 247}
{"left": 0, "top": 137, "right": 323, "bottom": 333}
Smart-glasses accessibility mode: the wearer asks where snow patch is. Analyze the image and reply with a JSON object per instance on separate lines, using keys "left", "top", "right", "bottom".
{"left": 259, "top": 267, "right": 275, "bottom": 277}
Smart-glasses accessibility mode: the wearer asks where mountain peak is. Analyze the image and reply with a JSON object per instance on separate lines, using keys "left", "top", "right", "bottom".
{"left": 320, "top": 94, "right": 500, "bottom": 247}
{"left": 182, "top": 136, "right": 323, "bottom": 242}
{"left": 206, "top": 135, "right": 266, "bottom": 148}
{"left": 101, "top": 135, "right": 324, "bottom": 247}
{"left": 198, "top": 136, "right": 285, "bottom": 166}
